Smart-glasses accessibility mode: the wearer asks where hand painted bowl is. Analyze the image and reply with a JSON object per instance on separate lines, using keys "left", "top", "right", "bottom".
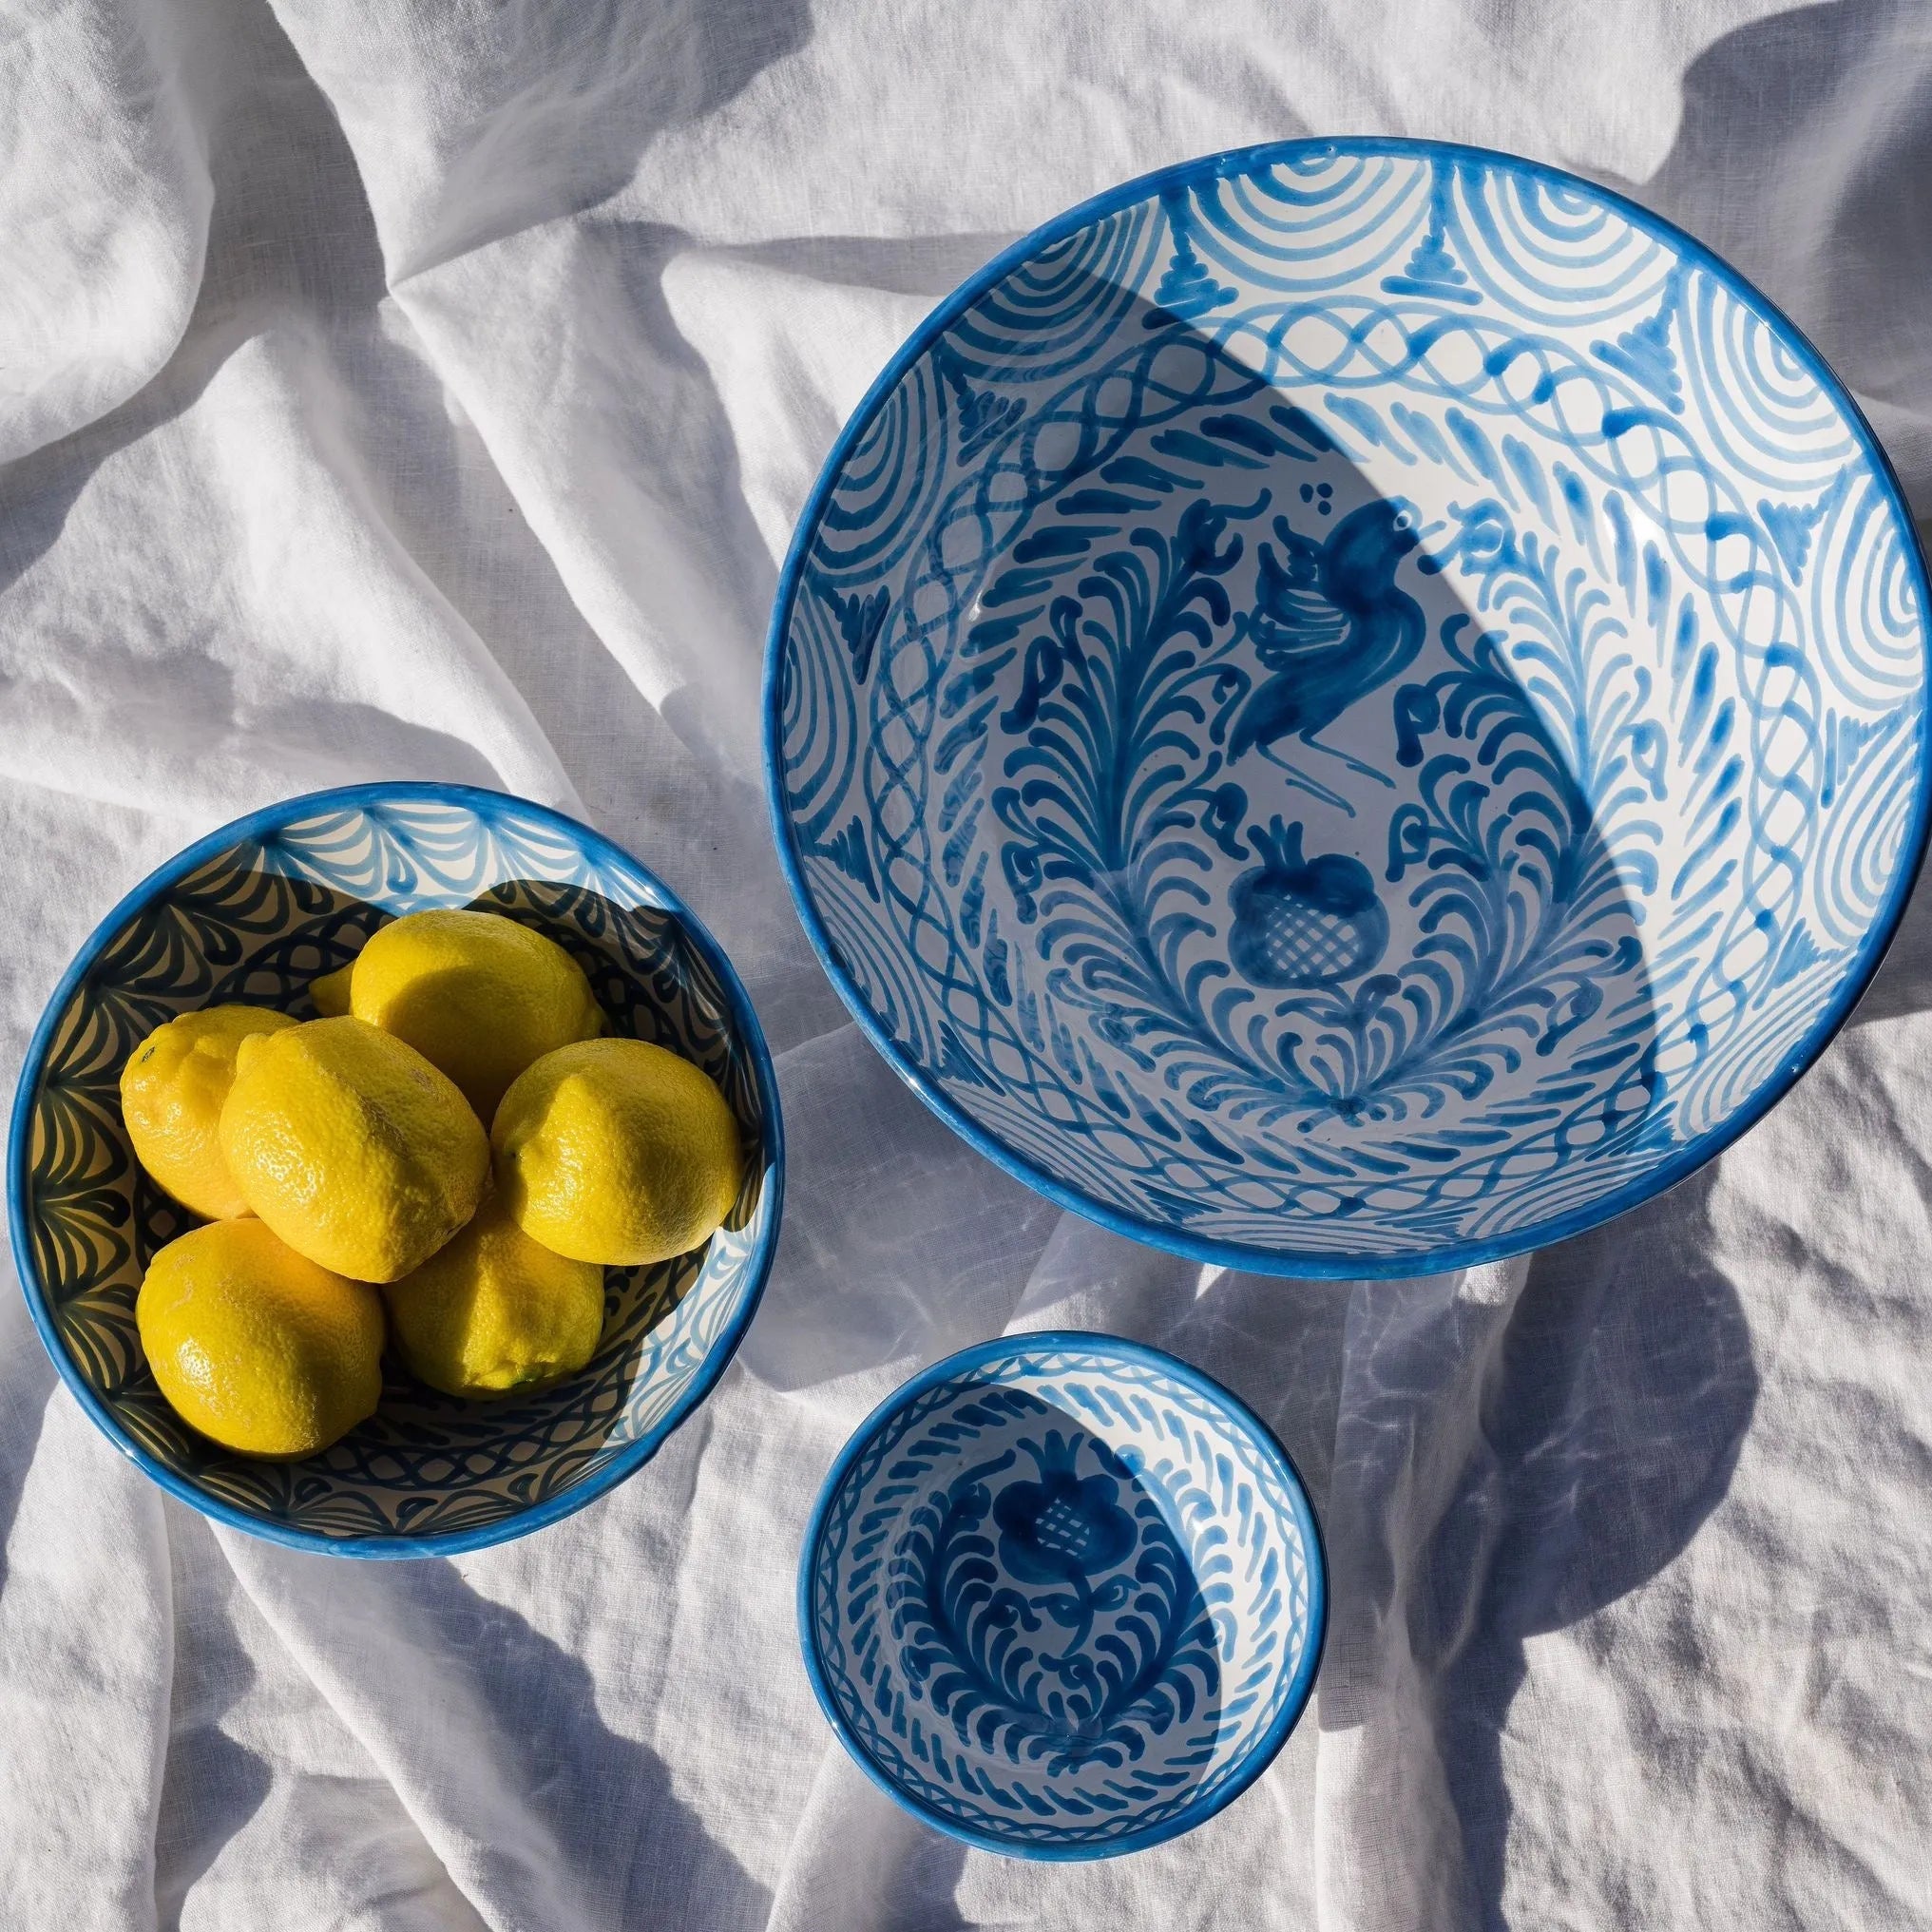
{"left": 9, "top": 783, "right": 783, "bottom": 1557}
{"left": 766, "top": 137, "right": 1932, "bottom": 1275}
{"left": 798, "top": 1333, "right": 1326, "bottom": 1858}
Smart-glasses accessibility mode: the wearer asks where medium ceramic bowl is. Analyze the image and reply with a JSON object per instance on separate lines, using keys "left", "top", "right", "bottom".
{"left": 766, "top": 137, "right": 1932, "bottom": 1275}
{"left": 799, "top": 1333, "right": 1325, "bottom": 1858}
{"left": 9, "top": 783, "right": 783, "bottom": 1557}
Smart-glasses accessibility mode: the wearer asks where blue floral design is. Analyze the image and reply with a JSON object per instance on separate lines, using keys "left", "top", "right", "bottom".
{"left": 889, "top": 1420, "right": 1218, "bottom": 1774}
{"left": 772, "top": 138, "right": 1931, "bottom": 1274}
{"left": 801, "top": 1339, "right": 1325, "bottom": 1855}
{"left": 992, "top": 1429, "right": 1136, "bottom": 1586}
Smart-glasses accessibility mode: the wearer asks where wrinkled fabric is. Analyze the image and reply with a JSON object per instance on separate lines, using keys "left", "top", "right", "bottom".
{"left": 4, "top": 3, "right": 1932, "bottom": 1926}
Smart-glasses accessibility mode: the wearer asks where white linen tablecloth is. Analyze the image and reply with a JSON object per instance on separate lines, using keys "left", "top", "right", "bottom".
{"left": 5, "top": 2, "right": 1932, "bottom": 1925}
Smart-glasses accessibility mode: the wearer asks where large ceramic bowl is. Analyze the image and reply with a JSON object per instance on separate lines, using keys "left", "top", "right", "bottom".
{"left": 9, "top": 783, "right": 783, "bottom": 1557}
{"left": 799, "top": 1333, "right": 1325, "bottom": 1858}
{"left": 766, "top": 138, "right": 1932, "bottom": 1276}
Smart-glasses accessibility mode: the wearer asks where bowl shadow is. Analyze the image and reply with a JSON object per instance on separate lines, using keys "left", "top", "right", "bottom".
{"left": 1312, "top": 1160, "right": 1757, "bottom": 1926}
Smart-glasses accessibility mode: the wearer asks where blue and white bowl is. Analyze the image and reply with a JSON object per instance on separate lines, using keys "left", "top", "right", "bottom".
{"left": 8, "top": 783, "right": 783, "bottom": 1557}
{"left": 767, "top": 138, "right": 1932, "bottom": 1275}
{"left": 798, "top": 1334, "right": 1326, "bottom": 1858}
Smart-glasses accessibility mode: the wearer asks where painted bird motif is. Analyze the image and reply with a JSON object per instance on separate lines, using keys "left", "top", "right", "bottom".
{"left": 1224, "top": 498, "right": 1426, "bottom": 815}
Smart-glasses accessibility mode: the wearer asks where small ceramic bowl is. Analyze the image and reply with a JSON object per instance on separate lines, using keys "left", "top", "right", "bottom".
{"left": 798, "top": 1333, "right": 1326, "bottom": 1859}
{"left": 9, "top": 782, "right": 783, "bottom": 1557}
{"left": 766, "top": 136, "right": 1932, "bottom": 1275}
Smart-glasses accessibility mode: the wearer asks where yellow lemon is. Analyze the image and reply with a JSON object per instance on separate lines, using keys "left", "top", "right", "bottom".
{"left": 309, "top": 962, "right": 354, "bottom": 1017}
{"left": 136, "top": 1219, "right": 384, "bottom": 1458}
{"left": 385, "top": 1196, "right": 605, "bottom": 1399}
{"left": 347, "top": 909, "right": 603, "bottom": 1120}
{"left": 492, "top": 1038, "right": 743, "bottom": 1266}
{"left": 119, "top": 1004, "right": 298, "bottom": 1219}
{"left": 219, "top": 1016, "right": 489, "bottom": 1283}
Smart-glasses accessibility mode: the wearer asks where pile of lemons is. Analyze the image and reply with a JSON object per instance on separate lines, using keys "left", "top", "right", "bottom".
{"left": 119, "top": 909, "right": 743, "bottom": 1461}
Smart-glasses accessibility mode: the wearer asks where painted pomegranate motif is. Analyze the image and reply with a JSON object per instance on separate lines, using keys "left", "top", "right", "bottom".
{"left": 1228, "top": 816, "right": 1389, "bottom": 988}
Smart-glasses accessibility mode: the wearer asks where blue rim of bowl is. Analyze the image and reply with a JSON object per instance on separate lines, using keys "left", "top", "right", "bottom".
{"left": 795, "top": 1329, "right": 1329, "bottom": 1861}
{"left": 7, "top": 780, "right": 787, "bottom": 1559}
{"left": 761, "top": 134, "right": 1932, "bottom": 1281}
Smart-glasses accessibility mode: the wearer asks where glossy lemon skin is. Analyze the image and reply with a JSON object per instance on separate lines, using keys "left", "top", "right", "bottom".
{"left": 386, "top": 1196, "right": 605, "bottom": 1399}
{"left": 491, "top": 1038, "right": 743, "bottom": 1267}
{"left": 347, "top": 909, "right": 603, "bottom": 1120}
{"left": 119, "top": 1004, "right": 299, "bottom": 1220}
{"left": 219, "top": 1016, "right": 488, "bottom": 1283}
{"left": 136, "top": 1219, "right": 385, "bottom": 1459}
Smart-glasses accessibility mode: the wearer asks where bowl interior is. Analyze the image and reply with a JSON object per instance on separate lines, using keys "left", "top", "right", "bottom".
{"left": 803, "top": 1338, "right": 1322, "bottom": 1855}
{"left": 12, "top": 790, "right": 779, "bottom": 1552}
{"left": 772, "top": 140, "right": 1931, "bottom": 1271}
